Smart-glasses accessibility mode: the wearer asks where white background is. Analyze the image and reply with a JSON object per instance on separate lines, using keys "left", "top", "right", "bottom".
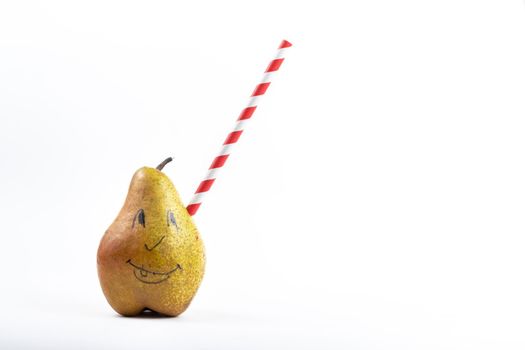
{"left": 1, "top": 1, "right": 525, "bottom": 349}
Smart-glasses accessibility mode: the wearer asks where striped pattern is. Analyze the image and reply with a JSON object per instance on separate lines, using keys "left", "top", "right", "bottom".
{"left": 186, "top": 39, "right": 292, "bottom": 216}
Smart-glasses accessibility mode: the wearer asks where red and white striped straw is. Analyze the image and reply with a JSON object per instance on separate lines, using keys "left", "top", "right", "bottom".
{"left": 186, "top": 39, "right": 292, "bottom": 216}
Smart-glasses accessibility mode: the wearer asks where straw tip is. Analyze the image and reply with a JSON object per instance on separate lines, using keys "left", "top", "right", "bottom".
{"left": 279, "top": 40, "right": 292, "bottom": 49}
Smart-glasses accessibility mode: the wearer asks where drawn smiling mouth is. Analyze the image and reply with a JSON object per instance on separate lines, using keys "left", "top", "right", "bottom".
{"left": 126, "top": 259, "right": 182, "bottom": 284}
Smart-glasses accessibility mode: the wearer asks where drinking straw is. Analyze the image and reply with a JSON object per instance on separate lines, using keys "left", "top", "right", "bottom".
{"left": 186, "top": 39, "right": 292, "bottom": 216}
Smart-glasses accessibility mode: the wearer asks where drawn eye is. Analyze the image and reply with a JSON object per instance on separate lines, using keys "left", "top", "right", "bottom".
{"left": 133, "top": 209, "right": 146, "bottom": 228}
{"left": 167, "top": 210, "right": 178, "bottom": 231}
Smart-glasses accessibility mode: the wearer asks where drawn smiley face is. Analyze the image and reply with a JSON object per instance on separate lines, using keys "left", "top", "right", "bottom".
{"left": 127, "top": 208, "right": 183, "bottom": 284}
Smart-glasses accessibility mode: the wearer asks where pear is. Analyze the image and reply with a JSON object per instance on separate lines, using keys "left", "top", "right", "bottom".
{"left": 97, "top": 158, "right": 205, "bottom": 317}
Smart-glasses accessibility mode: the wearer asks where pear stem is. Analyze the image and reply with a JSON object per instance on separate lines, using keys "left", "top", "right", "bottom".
{"left": 156, "top": 157, "right": 173, "bottom": 171}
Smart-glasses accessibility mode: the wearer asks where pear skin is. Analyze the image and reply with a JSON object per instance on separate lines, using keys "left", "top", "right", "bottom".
{"left": 97, "top": 160, "right": 205, "bottom": 317}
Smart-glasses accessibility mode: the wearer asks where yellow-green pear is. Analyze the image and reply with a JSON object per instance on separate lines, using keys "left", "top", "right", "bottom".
{"left": 97, "top": 158, "right": 205, "bottom": 316}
